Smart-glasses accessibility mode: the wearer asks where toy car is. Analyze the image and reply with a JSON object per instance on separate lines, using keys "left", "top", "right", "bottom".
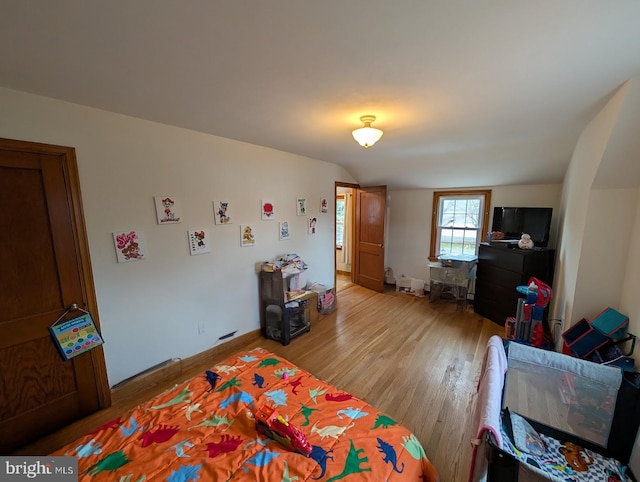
{"left": 255, "top": 404, "right": 312, "bottom": 456}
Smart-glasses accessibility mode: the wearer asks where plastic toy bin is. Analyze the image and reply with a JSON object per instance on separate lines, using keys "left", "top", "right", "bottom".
{"left": 562, "top": 317, "right": 610, "bottom": 358}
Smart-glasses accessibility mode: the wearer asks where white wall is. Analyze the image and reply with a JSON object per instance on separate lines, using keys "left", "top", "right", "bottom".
{"left": 0, "top": 87, "right": 355, "bottom": 386}
{"left": 386, "top": 184, "right": 562, "bottom": 284}
{"left": 573, "top": 188, "right": 637, "bottom": 319}
{"left": 622, "top": 194, "right": 640, "bottom": 335}
{"left": 551, "top": 82, "right": 629, "bottom": 332}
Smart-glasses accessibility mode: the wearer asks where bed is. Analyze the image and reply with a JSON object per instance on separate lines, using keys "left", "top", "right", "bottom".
{"left": 53, "top": 347, "right": 440, "bottom": 481}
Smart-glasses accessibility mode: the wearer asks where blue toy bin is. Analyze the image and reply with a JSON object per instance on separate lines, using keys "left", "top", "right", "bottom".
{"left": 590, "top": 307, "right": 629, "bottom": 341}
{"left": 562, "top": 317, "right": 610, "bottom": 358}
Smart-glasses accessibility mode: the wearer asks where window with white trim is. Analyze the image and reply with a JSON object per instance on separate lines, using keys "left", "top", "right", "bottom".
{"left": 429, "top": 190, "right": 491, "bottom": 261}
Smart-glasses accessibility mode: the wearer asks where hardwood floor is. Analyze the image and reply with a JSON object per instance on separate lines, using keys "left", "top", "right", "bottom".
{"left": 16, "top": 281, "right": 503, "bottom": 482}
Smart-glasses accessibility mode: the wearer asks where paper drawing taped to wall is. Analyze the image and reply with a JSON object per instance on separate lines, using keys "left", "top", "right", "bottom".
{"left": 188, "top": 229, "right": 211, "bottom": 255}
{"left": 296, "top": 197, "right": 306, "bottom": 216}
{"left": 320, "top": 197, "right": 328, "bottom": 214}
{"left": 113, "top": 230, "right": 146, "bottom": 263}
{"left": 262, "top": 200, "right": 275, "bottom": 220}
{"left": 154, "top": 196, "right": 182, "bottom": 224}
{"left": 214, "top": 200, "right": 232, "bottom": 225}
{"left": 279, "top": 221, "right": 290, "bottom": 240}
{"left": 241, "top": 225, "right": 255, "bottom": 247}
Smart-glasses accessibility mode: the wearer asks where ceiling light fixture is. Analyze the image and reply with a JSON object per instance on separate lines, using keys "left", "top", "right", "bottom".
{"left": 352, "top": 115, "right": 383, "bottom": 148}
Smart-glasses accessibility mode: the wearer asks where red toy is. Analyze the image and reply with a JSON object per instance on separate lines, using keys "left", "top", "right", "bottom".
{"left": 255, "top": 405, "right": 312, "bottom": 456}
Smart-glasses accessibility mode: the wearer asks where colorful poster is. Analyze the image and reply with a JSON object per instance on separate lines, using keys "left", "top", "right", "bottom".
{"left": 241, "top": 225, "right": 255, "bottom": 247}
{"left": 49, "top": 313, "right": 104, "bottom": 361}
{"left": 261, "top": 200, "right": 276, "bottom": 220}
{"left": 113, "top": 230, "right": 146, "bottom": 263}
{"left": 154, "top": 196, "right": 182, "bottom": 224}
{"left": 188, "top": 229, "right": 211, "bottom": 255}
{"left": 214, "top": 200, "right": 232, "bottom": 225}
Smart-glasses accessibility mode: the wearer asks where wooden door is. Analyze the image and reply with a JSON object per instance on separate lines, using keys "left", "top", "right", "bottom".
{"left": 354, "top": 186, "right": 386, "bottom": 292}
{"left": 0, "top": 138, "right": 110, "bottom": 454}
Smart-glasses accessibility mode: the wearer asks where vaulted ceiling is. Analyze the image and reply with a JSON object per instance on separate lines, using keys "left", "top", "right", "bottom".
{"left": 1, "top": 1, "right": 639, "bottom": 189}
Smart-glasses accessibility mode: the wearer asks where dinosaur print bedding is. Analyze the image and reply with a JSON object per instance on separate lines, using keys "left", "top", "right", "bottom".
{"left": 53, "top": 347, "right": 440, "bottom": 481}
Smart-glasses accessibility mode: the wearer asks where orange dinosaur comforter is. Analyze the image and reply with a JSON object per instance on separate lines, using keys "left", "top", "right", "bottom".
{"left": 53, "top": 347, "right": 439, "bottom": 481}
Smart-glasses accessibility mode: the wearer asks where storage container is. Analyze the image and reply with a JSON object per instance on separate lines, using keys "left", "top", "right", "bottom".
{"left": 561, "top": 317, "right": 610, "bottom": 358}
{"left": 438, "top": 253, "right": 477, "bottom": 270}
{"left": 590, "top": 307, "right": 629, "bottom": 341}
{"left": 430, "top": 265, "right": 471, "bottom": 286}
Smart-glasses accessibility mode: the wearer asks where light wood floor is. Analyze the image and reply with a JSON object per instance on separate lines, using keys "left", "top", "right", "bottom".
{"left": 17, "top": 278, "right": 503, "bottom": 482}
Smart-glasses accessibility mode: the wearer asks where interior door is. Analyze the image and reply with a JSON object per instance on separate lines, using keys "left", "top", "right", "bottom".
{"left": 354, "top": 185, "right": 387, "bottom": 292}
{"left": 0, "top": 138, "right": 110, "bottom": 454}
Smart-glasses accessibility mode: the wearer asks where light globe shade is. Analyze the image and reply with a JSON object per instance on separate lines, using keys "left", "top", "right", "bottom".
{"left": 352, "top": 115, "right": 383, "bottom": 148}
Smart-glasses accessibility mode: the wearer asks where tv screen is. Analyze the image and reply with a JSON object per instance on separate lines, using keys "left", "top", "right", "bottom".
{"left": 492, "top": 207, "right": 552, "bottom": 247}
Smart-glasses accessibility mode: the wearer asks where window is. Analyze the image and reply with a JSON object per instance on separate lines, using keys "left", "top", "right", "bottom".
{"left": 429, "top": 190, "right": 491, "bottom": 261}
{"left": 336, "top": 195, "right": 345, "bottom": 248}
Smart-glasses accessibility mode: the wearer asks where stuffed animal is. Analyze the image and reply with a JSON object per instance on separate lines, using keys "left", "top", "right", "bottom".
{"left": 518, "top": 233, "right": 535, "bottom": 249}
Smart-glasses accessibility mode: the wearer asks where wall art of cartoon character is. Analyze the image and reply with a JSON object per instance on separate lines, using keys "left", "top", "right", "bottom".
{"left": 162, "top": 197, "right": 177, "bottom": 221}
{"left": 194, "top": 231, "right": 205, "bottom": 247}
{"left": 218, "top": 202, "right": 230, "bottom": 224}
{"left": 115, "top": 231, "right": 143, "bottom": 261}
{"left": 243, "top": 226, "right": 255, "bottom": 244}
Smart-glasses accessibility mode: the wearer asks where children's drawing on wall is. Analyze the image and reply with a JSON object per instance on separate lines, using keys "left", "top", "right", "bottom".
{"left": 213, "top": 200, "right": 232, "bottom": 225}
{"left": 113, "top": 230, "right": 146, "bottom": 263}
{"left": 241, "top": 225, "right": 255, "bottom": 247}
{"left": 154, "top": 196, "right": 181, "bottom": 224}
{"left": 308, "top": 217, "right": 317, "bottom": 235}
{"left": 296, "top": 197, "right": 307, "bottom": 216}
{"left": 188, "top": 229, "right": 211, "bottom": 256}
{"left": 261, "top": 200, "right": 275, "bottom": 220}
{"left": 279, "top": 221, "right": 290, "bottom": 240}
{"left": 320, "top": 197, "right": 328, "bottom": 214}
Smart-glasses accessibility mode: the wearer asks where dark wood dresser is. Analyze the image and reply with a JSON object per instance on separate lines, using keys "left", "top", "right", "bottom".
{"left": 474, "top": 243, "right": 555, "bottom": 326}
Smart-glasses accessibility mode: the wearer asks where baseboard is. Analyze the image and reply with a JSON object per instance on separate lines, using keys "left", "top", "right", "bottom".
{"left": 181, "top": 329, "right": 261, "bottom": 374}
{"left": 111, "top": 358, "right": 183, "bottom": 403}
{"left": 111, "top": 329, "right": 261, "bottom": 405}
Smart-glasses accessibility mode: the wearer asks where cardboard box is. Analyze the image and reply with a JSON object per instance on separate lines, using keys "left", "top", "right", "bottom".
{"left": 317, "top": 288, "right": 336, "bottom": 314}
{"left": 308, "top": 283, "right": 336, "bottom": 314}
{"left": 395, "top": 276, "right": 424, "bottom": 296}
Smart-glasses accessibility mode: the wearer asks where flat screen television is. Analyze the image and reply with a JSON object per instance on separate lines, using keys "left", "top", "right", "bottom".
{"left": 491, "top": 207, "right": 553, "bottom": 247}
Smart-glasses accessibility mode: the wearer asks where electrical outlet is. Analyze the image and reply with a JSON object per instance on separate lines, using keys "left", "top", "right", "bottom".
{"left": 197, "top": 322, "right": 205, "bottom": 335}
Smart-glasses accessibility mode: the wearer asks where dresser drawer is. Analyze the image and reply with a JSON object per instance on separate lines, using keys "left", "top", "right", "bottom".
{"left": 476, "top": 262, "right": 524, "bottom": 287}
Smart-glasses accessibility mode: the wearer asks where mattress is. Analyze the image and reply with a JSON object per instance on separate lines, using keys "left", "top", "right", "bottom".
{"left": 53, "top": 347, "right": 439, "bottom": 481}
{"left": 498, "top": 421, "right": 630, "bottom": 481}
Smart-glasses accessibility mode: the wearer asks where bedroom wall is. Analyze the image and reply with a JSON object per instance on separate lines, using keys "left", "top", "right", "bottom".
{"left": 551, "top": 80, "right": 638, "bottom": 337}
{"left": 622, "top": 194, "right": 640, "bottom": 336}
{"left": 0, "top": 87, "right": 355, "bottom": 386}
{"left": 386, "top": 184, "right": 563, "bottom": 285}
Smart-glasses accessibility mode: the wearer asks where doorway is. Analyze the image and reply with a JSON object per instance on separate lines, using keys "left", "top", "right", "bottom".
{"left": 334, "top": 182, "right": 387, "bottom": 293}
{"left": 0, "top": 138, "right": 110, "bottom": 453}
{"left": 335, "top": 184, "right": 355, "bottom": 286}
